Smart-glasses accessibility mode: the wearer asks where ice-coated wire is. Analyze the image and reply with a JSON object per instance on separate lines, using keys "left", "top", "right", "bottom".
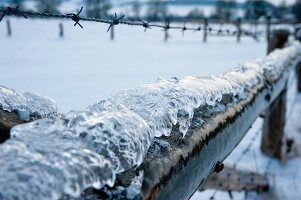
{"left": 264, "top": 158, "right": 273, "bottom": 175}
{"left": 232, "top": 127, "right": 262, "bottom": 169}
{"left": 0, "top": 6, "right": 261, "bottom": 39}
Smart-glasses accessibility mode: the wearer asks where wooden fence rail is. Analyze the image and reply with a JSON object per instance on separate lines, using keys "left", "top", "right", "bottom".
{"left": 124, "top": 30, "right": 301, "bottom": 199}
{"left": 0, "top": 29, "right": 301, "bottom": 200}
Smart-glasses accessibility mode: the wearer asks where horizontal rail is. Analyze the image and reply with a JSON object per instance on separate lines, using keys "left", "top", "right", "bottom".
{"left": 0, "top": 37, "right": 301, "bottom": 200}
{"left": 138, "top": 65, "right": 290, "bottom": 199}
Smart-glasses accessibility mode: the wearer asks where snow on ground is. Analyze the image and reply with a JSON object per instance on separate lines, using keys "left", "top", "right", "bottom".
{"left": 0, "top": 17, "right": 266, "bottom": 112}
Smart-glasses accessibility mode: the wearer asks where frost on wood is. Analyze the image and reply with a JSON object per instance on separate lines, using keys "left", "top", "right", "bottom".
{"left": 0, "top": 85, "right": 59, "bottom": 121}
{"left": 0, "top": 42, "right": 300, "bottom": 199}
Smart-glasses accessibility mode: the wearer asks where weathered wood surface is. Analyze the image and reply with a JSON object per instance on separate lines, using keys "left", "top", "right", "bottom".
{"left": 87, "top": 66, "right": 291, "bottom": 200}
{"left": 297, "top": 62, "right": 301, "bottom": 92}
{"left": 84, "top": 42, "right": 301, "bottom": 199}
{"left": 0, "top": 109, "right": 23, "bottom": 143}
{"left": 261, "top": 29, "right": 290, "bottom": 160}
{"left": 267, "top": 29, "right": 290, "bottom": 54}
{"left": 261, "top": 89, "right": 286, "bottom": 159}
{"left": 1, "top": 29, "right": 300, "bottom": 199}
{"left": 136, "top": 65, "right": 291, "bottom": 200}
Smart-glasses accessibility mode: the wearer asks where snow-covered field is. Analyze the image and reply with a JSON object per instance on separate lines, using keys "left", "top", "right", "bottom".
{"left": 0, "top": 18, "right": 266, "bottom": 112}
{"left": 1, "top": 16, "right": 301, "bottom": 200}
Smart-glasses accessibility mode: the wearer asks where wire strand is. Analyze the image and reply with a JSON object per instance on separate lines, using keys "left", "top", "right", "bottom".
{"left": 0, "top": 6, "right": 262, "bottom": 40}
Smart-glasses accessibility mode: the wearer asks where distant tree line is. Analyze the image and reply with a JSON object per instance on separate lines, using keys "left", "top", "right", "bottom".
{"left": 146, "top": 0, "right": 169, "bottom": 21}
{"left": 85, "top": 0, "right": 112, "bottom": 18}
{"left": 293, "top": 0, "right": 301, "bottom": 21}
{"left": 212, "top": 0, "right": 237, "bottom": 20}
{"left": 7, "top": 0, "right": 63, "bottom": 13}
{"left": 142, "top": 0, "right": 301, "bottom": 22}
{"left": 212, "top": 0, "right": 301, "bottom": 21}
{"left": 5, "top": 0, "right": 301, "bottom": 22}
{"left": 6, "top": 0, "right": 112, "bottom": 17}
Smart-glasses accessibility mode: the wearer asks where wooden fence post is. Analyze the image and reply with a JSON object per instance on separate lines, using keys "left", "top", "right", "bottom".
{"left": 297, "top": 62, "right": 301, "bottom": 93}
{"left": 236, "top": 18, "right": 241, "bottom": 43}
{"left": 267, "top": 29, "right": 290, "bottom": 54}
{"left": 164, "top": 25, "right": 169, "bottom": 42}
{"left": 203, "top": 18, "right": 208, "bottom": 43}
{"left": 296, "top": 24, "right": 301, "bottom": 92}
{"left": 6, "top": 19, "right": 11, "bottom": 37}
{"left": 266, "top": 15, "right": 271, "bottom": 42}
{"left": 110, "top": 25, "right": 114, "bottom": 41}
{"left": 261, "top": 30, "right": 290, "bottom": 160}
{"left": 59, "top": 23, "right": 64, "bottom": 38}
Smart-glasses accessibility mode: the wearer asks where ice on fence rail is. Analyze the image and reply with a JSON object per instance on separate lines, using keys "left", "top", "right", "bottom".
{"left": 11, "top": 107, "right": 152, "bottom": 173}
{"left": 0, "top": 140, "right": 114, "bottom": 200}
{"left": 1, "top": 106, "right": 152, "bottom": 200}
{"left": 0, "top": 42, "right": 301, "bottom": 200}
{"left": 89, "top": 42, "right": 301, "bottom": 137}
{"left": 89, "top": 63, "right": 263, "bottom": 137}
{"left": 0, "top": 85, "right": 60, "bottom": 121}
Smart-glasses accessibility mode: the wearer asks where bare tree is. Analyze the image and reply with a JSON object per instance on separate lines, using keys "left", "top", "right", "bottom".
{"left": 275, "top": 0, "right": 290, "bottom": 20}
{"left": 187, "top": 8, "right": 204, "bottom": 20}
{"left": 244, "top": 0, "right": 274, "bottom": 20}
{"left": 146, "top": 0, "right": 168, "bottom": 21}
{"left": 212, "top": 0, "right": 236, "bottom": 20}
{"left": 35, "top": 0, "right": 63, "bottom": 13}
{"left": 85, "top": 0, "right": 112, "bottom": 18}
{"left": 292, "top": 0, "right": 301, "bottom": 21}
{"left": 132, "top": 1, "right": 142, "bottom": 18}
{"left": 7, "top": 0, "right": 25, "bottom": 8}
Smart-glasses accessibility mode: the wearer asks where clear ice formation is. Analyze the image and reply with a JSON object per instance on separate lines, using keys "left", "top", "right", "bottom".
{"left": 0, "top": 140, "right": 114, "bottom": 200}
{"left": 2, "top": 107, "right": 152, "bottom": 200}
{"left": 90, "top": 42, "right": 301, "bottom": 136}
{"left": 0, "top": 42, "right": 301, "bottom": 199}
{"left": 0, "top": 86, "right": 60, "bottom": 121}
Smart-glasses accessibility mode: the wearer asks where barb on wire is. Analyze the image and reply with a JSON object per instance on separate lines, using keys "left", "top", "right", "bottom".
{"left": 107, "top": 13, "right": 125, "bottom": 32}
{"left": 217, "top": 27, "right": 222, "bottom": 35}
{"left": 138, "top": 19, "right": 151, "bottom": 32}
{"left": 66, "top": 6, "right": 83, "bottom": 28}
{"left": 163, "top": 18, "right": 171, "bottom": 31}
{"left": 0, "top": 6, "right": 27, "bottom": 22}
{"left": 195, "top": 25, "right": 202, "bottom": 32}
{"left": 182, "top": 21, "right": 187, "bottom": 36}
{"left": 233, "top": 127, "right": 262, "bottom": 169}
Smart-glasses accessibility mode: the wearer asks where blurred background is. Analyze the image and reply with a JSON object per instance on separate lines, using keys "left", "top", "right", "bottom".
{"left": 2, "top": 0, "right": 300, "bottom": 112}
{"left": 1, "top": 0, "right": 301, "bottom": 21}
{"left": 1, "top": 1, "right": 301, "bottom": 200}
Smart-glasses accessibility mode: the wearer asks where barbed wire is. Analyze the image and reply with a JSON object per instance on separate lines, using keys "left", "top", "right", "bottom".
{"left": 0, "top": 6, "right": 261, "bottom": 40}
{"left": 209, "top": 185, "right": 220, "bottom": 200}
{"left": 208, "top": 127, "right": 262, "bottom": 200}
{"left": 232, "top": 127, "right": 262, "bottom": 169}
